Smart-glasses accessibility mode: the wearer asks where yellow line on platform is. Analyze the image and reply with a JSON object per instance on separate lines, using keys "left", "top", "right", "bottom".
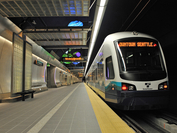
{"left": 84, "top": 83, "right": 135, "bottom": 133}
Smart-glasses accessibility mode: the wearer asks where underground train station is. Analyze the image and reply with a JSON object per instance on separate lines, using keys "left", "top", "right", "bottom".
{"left": 0, "top": 0, "right": 177, "bottom": 133}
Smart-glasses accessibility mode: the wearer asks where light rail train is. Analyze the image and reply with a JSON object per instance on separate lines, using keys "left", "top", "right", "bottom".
{"left": 86, "top": 31, "right": 169, "bottom": 110}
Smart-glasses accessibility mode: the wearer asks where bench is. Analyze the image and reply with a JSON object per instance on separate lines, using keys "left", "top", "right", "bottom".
{"left": 16, "top": 90, "right": 35, "bottom": 101}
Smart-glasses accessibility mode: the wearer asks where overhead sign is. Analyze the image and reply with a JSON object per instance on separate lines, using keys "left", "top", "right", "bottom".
{"left": 47, "top": 63, "right": 50, "bottom": 67}
{"left": 63, "top": 57, "right": 84, "bottom": 61}
{"left": 78, "top": 72, "right": 83, "bottom": 77}
{"left": 68, "top": 20, "right": 83, "bottom": 27}
{"left": 34, "top": 60, "right": 43, "bottom": 66}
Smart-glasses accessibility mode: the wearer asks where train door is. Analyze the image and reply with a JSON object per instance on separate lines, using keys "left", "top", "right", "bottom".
{"left": 103, "top": 44, "right": 115, "bottom": 86}
{"left": 103, "top": 45, "right": 117, "bottom": 103}
{"left": 98, "top": 58, "right": 104, "bottom": 92}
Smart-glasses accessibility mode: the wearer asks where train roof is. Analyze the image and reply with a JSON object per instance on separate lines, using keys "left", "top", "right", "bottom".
{"left": 104, "top": 31, "right": 157, "bottom": 43}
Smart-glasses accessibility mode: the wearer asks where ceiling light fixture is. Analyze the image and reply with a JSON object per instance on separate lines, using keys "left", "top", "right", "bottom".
{"left": 84, "top": 0, "right": 108, "bottom": 76}
{"left": 32, "top": 20, "right": 36, "bottom": 25}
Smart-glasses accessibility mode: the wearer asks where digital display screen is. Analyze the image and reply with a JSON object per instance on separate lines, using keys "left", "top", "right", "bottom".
{"left": 64, "top": 57, "right": 84, "bottom": 61}
{"left": 34, "top": 60, "right": 43, "bottom": 66}
{"left": 118, "top": 42, "right": 157, "bottom": 47}
{"left": 47, "top": 63, "right": 50, "bottom": 67}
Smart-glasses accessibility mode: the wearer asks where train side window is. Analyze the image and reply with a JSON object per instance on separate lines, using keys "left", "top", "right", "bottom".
{"left": 97, "top": 58, "right": 104, "bottom": 81}
{"left": 106, "top": 56, "right": 115, "bottom": 79}
{"left": 93, "top": 69, "right": 97, "bottom": 81}
{"left": 95, "top": 68, "right": 97, "bottom": 80}
{"left": 92, "top": 72, "right": 94, "bottom": 80}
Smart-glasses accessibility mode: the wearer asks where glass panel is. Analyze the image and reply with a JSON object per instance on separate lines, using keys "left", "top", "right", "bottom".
{"left": 106, "top": 56, "right": 114, "bottom": 79}
{"left": 25, "top": 42, "right": 32, "bottom": 90}
{"left": 117, "top": 38, "right": 165, "bottom": 72}
{"left": 13, "top": 34, "right": 23, "bottom": 93}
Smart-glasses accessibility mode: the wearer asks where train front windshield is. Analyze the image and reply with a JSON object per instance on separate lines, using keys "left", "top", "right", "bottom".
{"left": 116, "top": 38, "right": 167, "bottom": 81}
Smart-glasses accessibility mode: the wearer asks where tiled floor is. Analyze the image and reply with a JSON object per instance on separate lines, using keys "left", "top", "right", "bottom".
{"left": 0, "top": 83, "right": 101, "bottom": 133}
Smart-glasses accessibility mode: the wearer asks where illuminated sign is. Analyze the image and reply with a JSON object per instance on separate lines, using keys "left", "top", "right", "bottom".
{"left": 61, "top": 49, "right": 82, "bottom": 65}
{"left": 63, "top": 57, "right": 84, "bottom": 61}
{"left": 79, "top": 74, "right": 83, "bottom": 77}
{"left": 75, "top": 52, "right": 81, "bottom": 57}
{"left": 118, "top": 42, "right": 157, "bottom": 47}
{"left": 68, "top": 20, "right": 83, "bottom": 27}
{"left": 99, "top": 52, "right": 103, "bottom": 57}
{"left": 34, "top": 60, "right": 43, "bottom": 66}
{"left": 47, "top": 63, "right": 50, "bottom": 67}
{"left": 73, "top": 62, "right": 80, "bottom": 65}
{"left": 78, "top": 72, "right": 83, "bottom": 77}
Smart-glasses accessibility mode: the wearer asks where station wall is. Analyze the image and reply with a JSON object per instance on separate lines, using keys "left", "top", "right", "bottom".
{"left": 159, "top": 29, "right": 177, "bottom": 114}
{"left": 0, "top": 36, "right": 12, "bottom": 99}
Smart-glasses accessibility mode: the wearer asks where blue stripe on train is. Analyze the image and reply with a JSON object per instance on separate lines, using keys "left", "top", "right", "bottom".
{"left": 105, "top": 81, "right": 122, "bottom": 91}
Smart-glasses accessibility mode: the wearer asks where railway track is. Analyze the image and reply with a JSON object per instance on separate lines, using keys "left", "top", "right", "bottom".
{"left": 117, "top": 111, "right": 148, "bottom": 133}
{"left": 111, "top": 107, "right": 172, "bottom": 133}
{"left": 147, "top": 110, "right": 177, "bottom": 133}
{"left": 157, "top": 111, "right": 177, "bottom": 125}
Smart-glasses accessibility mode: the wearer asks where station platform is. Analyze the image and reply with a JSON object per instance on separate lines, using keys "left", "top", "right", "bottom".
{"left": 0, "top": 83, "right": 134, "bottom": 133}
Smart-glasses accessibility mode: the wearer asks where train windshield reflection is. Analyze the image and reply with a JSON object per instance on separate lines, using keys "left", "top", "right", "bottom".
{"left": 117, "top": 39, "right": 165, "bottom": 72}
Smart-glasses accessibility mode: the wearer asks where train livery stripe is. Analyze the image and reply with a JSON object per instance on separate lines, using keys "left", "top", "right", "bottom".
{"left": 105, "top": 81, "right": 122, "bottom": 91}
{"left": 84, "top": 83, "right": 135, "bottom": 133}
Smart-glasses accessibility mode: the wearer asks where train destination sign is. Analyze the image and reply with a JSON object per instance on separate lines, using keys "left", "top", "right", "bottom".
{"left": 118, "top": 42, "right": 157, "bottom": 47}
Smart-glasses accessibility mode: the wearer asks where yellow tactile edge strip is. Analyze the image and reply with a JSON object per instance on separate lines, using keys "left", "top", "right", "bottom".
{"left": 84, "top": 83, "right": 135, "bottom": 133}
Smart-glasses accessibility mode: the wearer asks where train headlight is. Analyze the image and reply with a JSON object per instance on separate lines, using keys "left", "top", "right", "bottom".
{"left": 129, "top": 86, "right": 134, "bottom": 91}
{"left": 158, "top": 82, "right": 168, "bottom": 90}
{"left": 121, "top": 83, "right": 136, "bottom": 91}
{"left": 159, "top": 85, "right": 164, "bottom": 90}
{"left": 111, "top": 84, "right": 115, "bottom": 90}
{"left": 164, "top": 84, "right": 168, "bottom": 89}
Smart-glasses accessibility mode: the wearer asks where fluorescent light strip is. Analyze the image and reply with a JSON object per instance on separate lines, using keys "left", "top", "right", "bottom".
{"left": 54, "top": 67, "right": 57, "bottom": 84}
{"left": 85, "top": 0, "right": 107, "bottom": 76}
{"left": 100, "top": 0, "right": 107, "bottom": 6}
{"left": 0, "top": 36, "right": 12, "bottom": 44}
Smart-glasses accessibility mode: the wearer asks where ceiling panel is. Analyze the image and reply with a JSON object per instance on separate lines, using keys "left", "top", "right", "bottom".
{"left": 3, "top": 0, "right": 93, "bottom": 74}
{"left": 0, "top": 0, "right": 90, "bottom": 17}
{"left": 24, "top": 28, "right": 89, "bottom": 46}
